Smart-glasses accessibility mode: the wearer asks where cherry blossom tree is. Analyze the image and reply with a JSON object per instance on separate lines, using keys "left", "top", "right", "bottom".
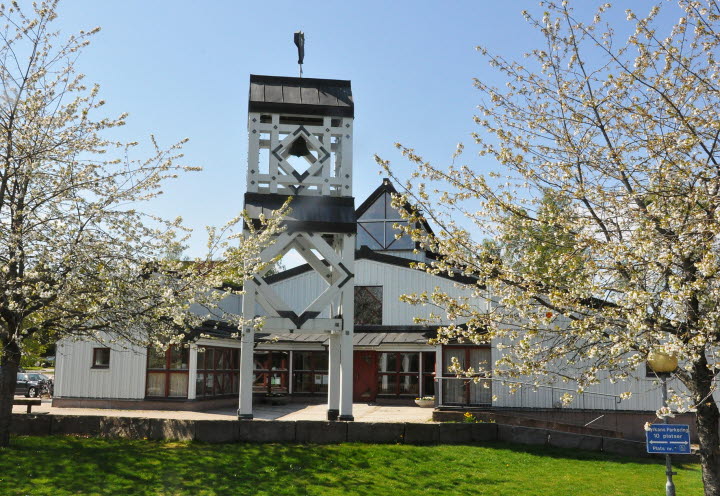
{"left": 0, "top": 1, "right": 285, "bottom": 446}
{"left": 379, "top": 2, "right": 720, "bottom": 493}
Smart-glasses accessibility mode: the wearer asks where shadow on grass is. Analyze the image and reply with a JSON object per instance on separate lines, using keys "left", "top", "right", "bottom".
{"left": 0, "top": 436, "right": 703, "bottom": 496}
{"left": 470, "top": 440, "right": 701, "bottom": 470}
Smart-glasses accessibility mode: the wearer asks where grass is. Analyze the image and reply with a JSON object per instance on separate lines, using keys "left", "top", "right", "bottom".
{"left": 0, "top": 436, "right": 704, "bottom": 496}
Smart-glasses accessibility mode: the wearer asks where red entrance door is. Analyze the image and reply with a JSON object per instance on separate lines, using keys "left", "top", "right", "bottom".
{"left": 353, "top": 351, "right": 377, "bottom": 402}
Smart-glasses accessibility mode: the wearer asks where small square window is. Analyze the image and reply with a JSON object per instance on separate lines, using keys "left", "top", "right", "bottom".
{"left": 92, "top": 348, "right": 110, "bottom": 369}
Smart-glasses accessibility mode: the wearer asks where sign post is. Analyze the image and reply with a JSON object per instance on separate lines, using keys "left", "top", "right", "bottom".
{"left": 646, "top": 424, "right": 692, "bottom": 454}
{"left": 645, "top": 374, "right": 691, "bottom": 496}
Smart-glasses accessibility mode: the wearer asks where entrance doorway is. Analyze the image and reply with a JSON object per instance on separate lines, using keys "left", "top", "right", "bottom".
{"left": 353, "top": 350, "right": 377, "bottom": 402}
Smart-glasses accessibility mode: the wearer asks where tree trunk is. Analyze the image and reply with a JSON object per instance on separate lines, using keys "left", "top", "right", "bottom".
{"left": 0, "top": 339, "right": 20, "bottom": 447}
{"left": 692, "top": 358, "right": 720, "bottom": 496}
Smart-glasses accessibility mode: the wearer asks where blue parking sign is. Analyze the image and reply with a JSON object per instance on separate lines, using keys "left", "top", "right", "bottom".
{"left": 646, "top": 424, "right": 691, "bottom": 454}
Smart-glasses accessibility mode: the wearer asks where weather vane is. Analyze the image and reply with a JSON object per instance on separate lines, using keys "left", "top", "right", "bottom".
{"left": 294, "top": 31, "right": 304, "bottom": 78}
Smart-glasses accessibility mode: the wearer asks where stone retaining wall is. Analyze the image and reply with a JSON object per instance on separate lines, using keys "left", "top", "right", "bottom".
{"left": 9, "top": 414, "right": 696, "bottom": 461}
{"left": 434, "top": 408, "right": 699, "bottom": 442}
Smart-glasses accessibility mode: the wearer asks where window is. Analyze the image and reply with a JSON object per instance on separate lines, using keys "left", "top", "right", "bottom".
{"left": 355, "top": 286, "right": 382, "bottom": 325}
{"left": 442, "top": 346, "right": 492, "bottom": 406}
{"left": 377, "top": 352, "right": 420, "bottom": 396}
{"left": 253, "top": 350, "right": 289, "bottom": 394}
{"left": 195, "top": 346, "right": 239, "bottom": 399}
{"left": 422, "top": 351, "right": 436, "bottom": 397}
{"left": 146, "top": 346, "right": 190, "bottom": 398}
{"left": 293, "top": 351, "right": 328, "bottom": 394}
{"left": 357, "top": 192, "right": 414, "bottom": 250}
{"left": 92, "top": 348, "right": 110, "bottom": 369}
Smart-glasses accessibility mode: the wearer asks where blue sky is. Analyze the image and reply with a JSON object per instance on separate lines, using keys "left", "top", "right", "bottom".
{"left": 51, "top": 1, "right": 640, "bottom": 257}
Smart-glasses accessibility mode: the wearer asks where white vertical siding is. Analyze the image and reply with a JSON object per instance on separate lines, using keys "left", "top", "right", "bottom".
{"left": 55, "top": 335, "right": 147, "bottom": 399}
{"left": 268, "top": 259, "right": 482, "bottom": 325}
{"left": 355, "top": 260, "right": 482, "bottom": 325}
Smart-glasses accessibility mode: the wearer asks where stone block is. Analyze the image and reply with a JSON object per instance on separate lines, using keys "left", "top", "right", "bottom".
{"left": 470, "top": 422, "right": 499, "bottom": 442}
{"left": 347, "top": 422, "right": 404, "bottom": 444}
{"left": 195, "top": 420, "right": 239, "bottom": 443}
{"left": 602, "top": 437, "right": 650, "bottom": 458}
{"left": 295, "top": 420, "right": 347, "bottom": 444}
{"left": 547, "top": 430, "right": 603, "bottom": 452}
{"left": 438, "top": 423, "right": 473, "bottom": 444}
{"left": 403, "top": 423, "right": 439, "bottom": 445}
{"left": 52, "top": 415, "right": 102, "bottom": 436}
{"left": 149, "top": 419, "right": 195, "bottom": 441}
{"left": 100, "top": 417, "right": 151, "bottom": 439}
{"left": 238, "top": 420, "right": 296, "bottom": 443}
{"left": 497, "top": 425, "right": 548, "bottom": 446}
{"left": 10, "top": 414, "right": 51, "bottom": 436}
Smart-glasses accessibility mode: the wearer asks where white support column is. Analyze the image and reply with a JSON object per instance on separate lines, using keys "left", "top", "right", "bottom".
{"left": 327, "top": 333, "right": 340, "bottom": 420}
{"left": 339, "top": 233, "right": 355, "bottom": 421}
{"left": 187, "top": 344, "right": 197, "bottom": 400}
{"left": 435, "top": 344, "right": 443, "bottom": 407}
{"left": 238, "top": 278, "right": 257, "bottom": 419}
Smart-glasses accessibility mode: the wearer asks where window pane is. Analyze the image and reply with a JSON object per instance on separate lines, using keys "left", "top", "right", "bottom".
{"left": 314, "top": 373, "right": 328, "bottom": 393}
{"left": 196, "top": 347, "right": 205, "bottom": 370}
{"left": 170, "top": 347, "right": 188, "bottom": 370}
{"left": 146, "top": 372, "right": 166, "bottom": 396}
{"left": 378, "top": 352, "right": 397, "bottom": 373}
{"left": 294, "top": 372, "right": 313, "bottom": 392}
{"left": 205, "top": 349, "right": 215, "bottom": 370}
{"left": 313, "top": 352, "right": 328, "bottom": 372}
{"left": 294, "top": 352, "right": 311, "bottom": 371}
{"left": 253, "top": 372, "right": 266, "bottom": 391}
{"left": 270, "top": 372, "right": 288, "bottom": 393}
{"left": 423, "top": 352, "right": 436, "bottom": 373}
{"left": 205, "top": 373, "right": 214, "bottom": 395}
{"left": 443, "top": 349, "right": 465, "bottom": 372}
{"left": 254, "top": 351, "right": 270, "bottom": 371}
{"left": 422, "top": 374, "right": 435, "bottom": 397}
{"left": 358, "top": 195, "right": 385, "bottom": 220}
{"left": 196, "top": 373, "right": 205, "bottom": 397}
{"left": 399, "top": 375, "right": 419, "bottom": 395}
{"left": 169, "top": 373, "right": 188, "bottom": 398}
{"left": 355, "top": 286, "right": 382, "bottom": 325}
{"left": 469, "top": 348, "right": 492, "bottom": 375}
{"left": 377, "top": 374, "right": 396, "bottom": 395}
{"left": 399, "top": 353, "right": 419, "bottom": 373}
{"left": 215, "top": 373, "right": 225, "bottom": 394}
{"left": 384, "top": 193, "right": 400, "bottom": 219}
{"left": 385, "top": 221, "right": 414, "bottom": 249}
{"left": 93, "top": 348, "right": 111, "bottom": 367}
{"left": 357, "top": 222, "right": 383, "bottom": 249}
{"left": 148, "top": 349, "right": 166, "bottom": 369}
{"left": 271, "top": 351, "right": 289, "bottom": 370}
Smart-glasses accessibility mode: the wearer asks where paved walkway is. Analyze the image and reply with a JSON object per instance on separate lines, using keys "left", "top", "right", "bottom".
{"left": 12, "top": 398, "right": 435, "bottom": 423}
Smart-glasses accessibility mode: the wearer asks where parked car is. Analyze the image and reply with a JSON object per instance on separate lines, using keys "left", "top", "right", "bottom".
{"left": 16, "top": 372, "right": 53, "bottom": 398}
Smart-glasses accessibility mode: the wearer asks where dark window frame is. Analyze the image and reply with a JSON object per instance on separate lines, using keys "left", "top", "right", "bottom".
{"left": 292, "top": 351, "right": 328, "bottom": 394}
{"left": 377, "top": 351, "right": 420, "bottom": 397}
{"left": 195, "top": 346, "right": 239, "bottom": 399}
{"left": 92, "top": 348, "right": 111, "bottom": 369}
{"left": 357, "top": 192, "right": 415, "bottom": 250}
{"left": 253, "top": 350, "right": 290, "bottom": 394}
{"left": 145, "top": 345, "right": 190, "bottom": 399}
{"left": 441, "top": 345, "right": 492, "bottom": 406}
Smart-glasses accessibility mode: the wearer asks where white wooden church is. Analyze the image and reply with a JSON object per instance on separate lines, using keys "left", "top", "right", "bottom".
{"left": 53, "top": 74, "right": 674, "bottom": 422}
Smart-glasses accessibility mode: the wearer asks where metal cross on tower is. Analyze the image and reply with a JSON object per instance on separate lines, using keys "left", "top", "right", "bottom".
{"left": 238, "top": 74, "right": 356, "bottom": 421}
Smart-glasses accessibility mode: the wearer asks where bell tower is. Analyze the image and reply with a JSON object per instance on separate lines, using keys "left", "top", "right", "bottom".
{"left": 239, "top": 75, "right": 356, "bottom": 421}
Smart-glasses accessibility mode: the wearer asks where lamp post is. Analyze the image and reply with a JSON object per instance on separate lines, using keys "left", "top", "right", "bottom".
{"left": 647, "top": 351, "right": 679, "bottom": 496}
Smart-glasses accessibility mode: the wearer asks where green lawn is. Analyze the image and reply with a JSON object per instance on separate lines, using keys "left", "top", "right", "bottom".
{"left": 0, "top": 436, "right": 703, "bottom": 496}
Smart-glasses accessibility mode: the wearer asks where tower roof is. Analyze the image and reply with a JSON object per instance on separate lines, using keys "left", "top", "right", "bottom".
{"left": 249, "top": 74, "right": 353, "bottom": 118}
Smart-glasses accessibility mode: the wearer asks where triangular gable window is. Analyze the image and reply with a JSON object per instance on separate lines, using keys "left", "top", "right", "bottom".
{"left": 357, "top": 193, "right": 414, "bottom": 250}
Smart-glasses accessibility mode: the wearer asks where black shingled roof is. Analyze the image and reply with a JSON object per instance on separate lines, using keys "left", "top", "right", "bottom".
{"left": 249, "top": 75, "right": 353, "bottom": 118}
